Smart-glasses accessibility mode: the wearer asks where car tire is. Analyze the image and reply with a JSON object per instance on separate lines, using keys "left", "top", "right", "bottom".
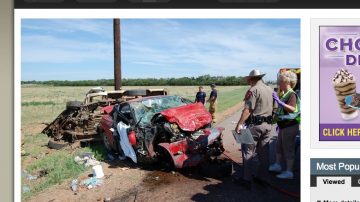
{"left": 100, "top": 128, "right": 113, "bottom": 152}
{"left": 156, "top": 146, "right": 175, "bottom": 170}
{"left": 66, "top": 101, "right": 82, "bottom": 110}
{"left": 48, "top": 139, "right": 69, "bottom": 150}
{"left": 125, "top": 90, "right": 147, "bottom": 96}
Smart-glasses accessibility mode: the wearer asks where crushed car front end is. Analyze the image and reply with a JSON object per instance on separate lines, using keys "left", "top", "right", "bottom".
{"left": 99, "top": 95, "right": 225, "bottom": 169}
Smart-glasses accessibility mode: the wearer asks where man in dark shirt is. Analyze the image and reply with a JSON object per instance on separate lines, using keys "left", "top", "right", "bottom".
{"left": 195, "top": 86, "right": 206, "bottom": 104}
{"left": 207, "top": 84, "right": 218, "bottom": 123}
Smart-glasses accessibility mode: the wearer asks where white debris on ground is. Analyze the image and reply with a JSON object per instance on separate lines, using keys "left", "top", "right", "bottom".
{"left": 74, "top": 153, "right": 100, "bottom": 167}
{"left": 80, "top": 177, "right": 103, "bottom": 189}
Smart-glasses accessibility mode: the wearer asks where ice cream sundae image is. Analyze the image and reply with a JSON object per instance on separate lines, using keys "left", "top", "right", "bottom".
{"left": 332, "top": 68, "right": 358, "bottom": 120}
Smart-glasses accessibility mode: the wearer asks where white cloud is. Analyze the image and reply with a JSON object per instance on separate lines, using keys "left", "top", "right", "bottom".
{"left": 22, "top": 35, "right": 112, "bottom": 63}
{"left": 121, "top": 20, "right": 300, "bottom": 80}
{"left": 22, "top": 19, "right": 112, "bottom": 37}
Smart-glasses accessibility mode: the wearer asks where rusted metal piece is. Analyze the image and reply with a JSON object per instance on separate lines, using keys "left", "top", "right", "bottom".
{"left": 42, "top": 102, "right": 102, "bottom": 143}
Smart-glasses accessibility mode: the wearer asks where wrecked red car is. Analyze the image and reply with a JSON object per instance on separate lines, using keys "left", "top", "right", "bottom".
{"left": 99, "top": 95, "right": 225, "bottom": 169}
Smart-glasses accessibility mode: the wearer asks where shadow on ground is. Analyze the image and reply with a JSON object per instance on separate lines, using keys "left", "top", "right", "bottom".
{"left": 190, "top": 137, "right": 301, "bottom": 202}
{"left": 190, "top": 161, "right": 300, "bottom": 202}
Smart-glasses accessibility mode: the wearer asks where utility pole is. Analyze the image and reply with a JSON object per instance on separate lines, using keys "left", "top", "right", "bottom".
{"left": 114, "top": 18, "right": 121, "bottom": 90}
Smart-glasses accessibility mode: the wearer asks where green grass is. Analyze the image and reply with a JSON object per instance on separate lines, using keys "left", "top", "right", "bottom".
{"left": 22, "top": 101, "right": 55, "bottom": 107}
{"left": 79, "top": 144, "right": 108, "bottom": 162}
{"left": 22, "top": 133, "right": 49, "bottom": 159}
{"left": 22, "top": 151, "right": 86, "bottom": 199}
{"left": 203, "top": 87, "right": 248, "bottom": 112}
{"left": 23, "top": 133, "right": 48, "bottom": 146}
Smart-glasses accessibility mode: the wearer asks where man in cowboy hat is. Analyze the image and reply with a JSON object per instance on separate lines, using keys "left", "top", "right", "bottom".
{"left": 233, "top": 69, "right": 273, "bottom": 189}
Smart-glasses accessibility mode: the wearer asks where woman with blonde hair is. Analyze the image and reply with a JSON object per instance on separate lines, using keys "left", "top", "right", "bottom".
{"left": 269, "top": 70, "right": 300, "bottom": 179}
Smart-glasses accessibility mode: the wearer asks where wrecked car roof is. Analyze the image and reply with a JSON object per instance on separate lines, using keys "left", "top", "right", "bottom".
{"left": 126, "top": 95, "right": 169, "bottom": 103}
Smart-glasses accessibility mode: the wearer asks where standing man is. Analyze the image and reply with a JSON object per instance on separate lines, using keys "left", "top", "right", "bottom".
{"left": 234, "top": 69, "right": 273, "bottom": 190}
{"left": 195, "top": 86, "right": 207, "bottom": 105}
{"left": 207, "top": 83, "right": 217, "bottom": 123}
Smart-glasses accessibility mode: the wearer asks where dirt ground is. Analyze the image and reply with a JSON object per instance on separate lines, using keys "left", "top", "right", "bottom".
{"left": 25, "top": 103, "right": 300, "bottom": 202}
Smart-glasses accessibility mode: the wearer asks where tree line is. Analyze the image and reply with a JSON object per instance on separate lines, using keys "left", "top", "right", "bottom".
{"left": 22, "top": 75, "right": 276, "bottom": 86}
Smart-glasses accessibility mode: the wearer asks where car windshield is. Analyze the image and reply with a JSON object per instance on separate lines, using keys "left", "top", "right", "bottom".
{"left": 130, "top": 96, "right": 191, "bottom": 127}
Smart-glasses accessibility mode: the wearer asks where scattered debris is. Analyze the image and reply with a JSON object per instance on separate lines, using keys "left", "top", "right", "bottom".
{"left": 118, "top": 155, "right": 126, "bottom": 161}
{"left": 121, "top": 167, "right": 129, "bottom": 171}
{"left": 74, "top": 153, "right": 100, "bottom": 167}
{"left": 92, "top": 165, "right": 104, "bottom": 179}
{"left": 22, "top": 185, "right": 30, "bottom": 193}
{"left": 104, "top": 197, "right": 111, "bottom": 202}
{"left": 27, "top": 175, "right": 37, "bottom": 180}
{"left": 71, "top": 179, "right": 78, "bottom": 192}
{"left": 22, "top": 170, "right": 37, "bottom": 181}
{"left": 107, "top": 153, "right": 115, "bottom": 161}
{"left": 21, "top": 150, "right": 29, "bottom": 156}
{"left": 155, "top": 176, "right": 159, "bottom": 181}
{"left": 80, "top": 177, "right": 103, "bottom": 189}
{"left": 104, "top": 173, "right": 113, "bottom": 180}
{"left": 38, "top": 169, "right": 49, "bottom": 177}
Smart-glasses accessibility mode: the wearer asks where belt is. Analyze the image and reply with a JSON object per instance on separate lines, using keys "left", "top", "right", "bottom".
{"left": 277, "top": 120, "right": 298, "bottom": 129}
{"left": 246, "top": 115, "right": 273, "bottom": 125}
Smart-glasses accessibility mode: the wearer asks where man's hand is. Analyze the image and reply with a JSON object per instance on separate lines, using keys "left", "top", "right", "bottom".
{"left": 235, "top": 124, "right": 243, "bottom": 133}
{"left": 235, "top": 107, "right": 251, "bottom": 133}
{"left": 272, "top": 92, "right": 285, "bottom": 107}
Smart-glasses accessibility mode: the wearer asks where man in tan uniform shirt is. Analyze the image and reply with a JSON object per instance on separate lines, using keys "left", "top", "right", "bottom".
{"left": 234, "top": 69, "right": 273, "bottom": 189}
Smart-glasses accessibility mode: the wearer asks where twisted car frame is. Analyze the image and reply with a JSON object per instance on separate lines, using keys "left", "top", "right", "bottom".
{"left": 99, "top": 95, "right": 225, "bottom": 169}
{"left": 42, "top": 87, "right": 169, "bottom": 148}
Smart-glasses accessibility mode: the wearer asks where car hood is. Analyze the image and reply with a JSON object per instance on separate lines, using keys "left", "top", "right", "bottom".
{"left": 160, "top": 102, "right": 212, "bottom": 132}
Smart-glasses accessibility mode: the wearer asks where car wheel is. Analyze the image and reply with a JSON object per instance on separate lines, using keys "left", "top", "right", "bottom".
{"left": 125, "top": 90, "right": 147, "bottom": 96}
{"left": 48, "top": 139, "right": 69, "bottom": 150}
{"left": 66, "top": 101, "right": 82, "bottom": 110}
{"left": 99, "top": 128, "right": 114, "bottom": 152}
{"left": 156, "top": 146, "right": 175, "bottom": 170}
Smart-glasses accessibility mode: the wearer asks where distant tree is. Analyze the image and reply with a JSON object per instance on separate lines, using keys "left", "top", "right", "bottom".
{"left": 22, "top": 75, "right": 251, "bottom": 86}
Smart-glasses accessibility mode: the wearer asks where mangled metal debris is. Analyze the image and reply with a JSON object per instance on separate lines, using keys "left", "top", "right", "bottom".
{"left": 74, "top": 153, "right": 100, "bottom": 167}
{"left": 42, "top": 87, "right": 167, "bottom": 149}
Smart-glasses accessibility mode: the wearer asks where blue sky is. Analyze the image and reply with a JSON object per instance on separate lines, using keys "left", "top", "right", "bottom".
{"left": 21, "top": 19, "right": 300, "bottom": 81}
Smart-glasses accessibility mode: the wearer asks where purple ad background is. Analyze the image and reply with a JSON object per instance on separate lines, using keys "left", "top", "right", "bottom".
{"left": 320, "top": 26, "right": 360, "bottom": 124}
